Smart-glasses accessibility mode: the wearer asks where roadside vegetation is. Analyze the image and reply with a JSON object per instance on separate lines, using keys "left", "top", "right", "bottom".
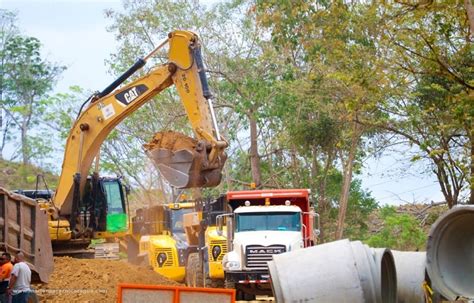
{"left": 0, "top": 1, "right": 472, "bottom": 247}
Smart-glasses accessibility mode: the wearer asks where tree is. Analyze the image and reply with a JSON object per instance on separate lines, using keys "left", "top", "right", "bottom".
{"left": 0, "top": 9, "right": 18, "bottom": 159}
{"left": 256, "top": 1, "right": 389, "bottom": 239}
{"left": 374, "top": 2, "right": 473, "bottom": 207}
{"left": 104, "top": 0, "right": 290, "bottom": 192}
{"left": 1, "top": 33, "right": 64, "bottom": 165}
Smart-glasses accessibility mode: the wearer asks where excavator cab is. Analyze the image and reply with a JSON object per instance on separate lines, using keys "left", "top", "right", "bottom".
{"left": 80, "top": 176, "right": 128, "bottom": 236}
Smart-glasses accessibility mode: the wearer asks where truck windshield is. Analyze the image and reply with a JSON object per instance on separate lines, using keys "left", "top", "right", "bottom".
{"left": 170, "top": 208, "right": 193, "bottom": 234}
{"left": 236, "top": 212, "right": 301, "bottom": 232}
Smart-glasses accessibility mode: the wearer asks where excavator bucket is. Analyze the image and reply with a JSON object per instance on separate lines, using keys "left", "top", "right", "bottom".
{"left": 144, "top": 131, "right": 226, "bottom": 188}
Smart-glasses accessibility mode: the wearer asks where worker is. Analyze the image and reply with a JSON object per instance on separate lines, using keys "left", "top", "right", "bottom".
{"left": 7, "top": 252, "right": 31, "bottom": 303}
{"left": 0, "top": 252, "right": 13, "bottom": 303}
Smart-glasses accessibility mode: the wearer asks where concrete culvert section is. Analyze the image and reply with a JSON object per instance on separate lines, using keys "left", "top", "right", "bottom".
{"left": 268, "top": 239, "right": 397, "bottom": 303}
{"left": 426, "top": 205, "right": 474, "bottom": 301}
{"left": 391, "top": 251, "right": 426, "bottom": 303}
{"left": 371, "top": 248, "right": 398, "bottom": 303}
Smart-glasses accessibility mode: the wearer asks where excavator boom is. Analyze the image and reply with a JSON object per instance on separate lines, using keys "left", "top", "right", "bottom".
{"left": 54, "top": 30, "right": 227, "bottom": 216}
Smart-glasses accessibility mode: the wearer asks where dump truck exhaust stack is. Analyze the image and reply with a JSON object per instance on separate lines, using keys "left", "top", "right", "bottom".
{"left": 144, "top": 131, "right": 227, "bottom": 188}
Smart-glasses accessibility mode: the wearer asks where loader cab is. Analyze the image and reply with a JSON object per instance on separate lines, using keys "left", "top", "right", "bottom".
{"left": 165, "top": 202, "right": 195, "bottom": 236}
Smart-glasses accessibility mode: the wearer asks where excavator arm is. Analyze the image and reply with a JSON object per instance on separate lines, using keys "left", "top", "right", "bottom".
{"left": 54, "top": 30, "right": 227, "bottom": 216}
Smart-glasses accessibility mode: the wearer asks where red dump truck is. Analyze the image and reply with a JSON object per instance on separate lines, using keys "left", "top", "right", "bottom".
{"left": 217, "top": 189, "right": 319, "bottom": 300}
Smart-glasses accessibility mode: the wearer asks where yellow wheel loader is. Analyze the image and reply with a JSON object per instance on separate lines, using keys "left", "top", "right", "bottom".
{"left": 127, "top": 199, "right": 195, "bottom": 282}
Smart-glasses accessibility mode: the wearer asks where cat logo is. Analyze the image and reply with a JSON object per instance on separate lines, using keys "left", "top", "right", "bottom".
{"left": 115, "top": 84, "right": 148, "bottom": 107}
{"left": 124, "top": 87, "right": 139, "bottom": 103}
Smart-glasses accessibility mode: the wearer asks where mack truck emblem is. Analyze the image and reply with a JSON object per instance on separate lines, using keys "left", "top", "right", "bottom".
{"left": 249, "top": 248, "right": 285, "bottom": 254}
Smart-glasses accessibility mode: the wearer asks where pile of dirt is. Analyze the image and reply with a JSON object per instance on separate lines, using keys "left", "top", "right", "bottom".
{"left": 34, "top": 257, "right": 179, "bottom": 302}
{"left": 143, "top": 131, "right": 197, "bottom": 151}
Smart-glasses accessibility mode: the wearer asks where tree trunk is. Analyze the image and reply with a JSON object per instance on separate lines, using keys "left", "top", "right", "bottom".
{"left": 249, "top": 115, "right": 262, "bottom": 187}
{"left": 291, "top": 145, "right": 300, "bottom": 188}
{"left": 0, "top": 109, "right": 3, "bottom": 160}
{"left": 21, "top": 120, "right": 28, "bottom": 165}
{"left": 465, "top": 0, "right": 474, "bottom": 40}
{"left": 335, "top": 123, "right": 360, "bottom": 240}
{"left": 316, "top": 149, "right": 334, "bottom": 243}
{"left": 434, "top": 160, "right": 456, "bottom": 208}
{"left": 469, "top": 138, "right": 474, "bottom": 204}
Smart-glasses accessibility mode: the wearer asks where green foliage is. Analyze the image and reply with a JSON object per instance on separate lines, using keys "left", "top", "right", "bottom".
{"left": 365, "top": 206, "right": 426, "bottom": 251}
{"left": 0, "top": 158, "right": 58, "bottom": 189}
{"left": 0, "top": 12, "right": 65, "bottom": 164}
{"left": 324, "top": 176, "right": 378, "bottom": 241}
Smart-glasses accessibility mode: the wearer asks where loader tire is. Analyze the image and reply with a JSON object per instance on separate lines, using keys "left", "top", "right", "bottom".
{"left": 205, "top": 277, "right": 224, "bottom": 288}
{"left": 186, "top": 253, "right": 204, "bottom": 287}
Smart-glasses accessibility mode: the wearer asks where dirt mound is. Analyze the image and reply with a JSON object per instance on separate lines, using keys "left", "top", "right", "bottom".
{"left": 34, "top": 257, "right": 179, "bottom": 303}
{"left": 143, "top": 131, "right": 197, "bottom": 151}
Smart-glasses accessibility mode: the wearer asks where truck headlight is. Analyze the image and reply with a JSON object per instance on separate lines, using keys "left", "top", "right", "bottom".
{"left": 224, "top": 260, "right": 240, "bottom": 270}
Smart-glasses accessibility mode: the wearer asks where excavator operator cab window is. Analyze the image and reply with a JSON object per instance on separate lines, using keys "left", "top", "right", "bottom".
{"left": 102, "top": 179, "right": 128, "bottom": 233}
{"left": 103, "top": 180, "right": 126, "bottom": 214}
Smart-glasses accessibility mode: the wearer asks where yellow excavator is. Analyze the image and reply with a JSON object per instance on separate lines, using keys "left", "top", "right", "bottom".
{"left": 22, "top": 30, "right": 227, "bottom": 257}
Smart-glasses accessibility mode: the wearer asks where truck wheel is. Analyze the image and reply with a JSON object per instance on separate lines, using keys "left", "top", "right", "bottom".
{"left": 205, "top": 277, "right": 224, "bottom": 288}
{"left": 186, "top": 253, "right": 204, "bottom": 287}
{"left": 243, "top": 293, "right": 256, "bottom": 300}
{"left": 226, "top": 283, "right": 247, "bottom": 301}
{"left": 224, "top": 280, "right": 235, "bottom": 289}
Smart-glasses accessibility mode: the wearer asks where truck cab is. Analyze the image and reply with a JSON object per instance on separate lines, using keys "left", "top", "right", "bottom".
{"left": 219, "top": 189, "right": 319, "bottom": 299}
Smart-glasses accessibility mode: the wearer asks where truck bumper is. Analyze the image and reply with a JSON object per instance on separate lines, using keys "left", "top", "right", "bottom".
{"left": 225, "top": 270, "right": 270, "bottom": 284}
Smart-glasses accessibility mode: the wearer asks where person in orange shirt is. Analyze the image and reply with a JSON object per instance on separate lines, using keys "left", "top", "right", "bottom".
{"left": 0, "top": 253, "right": 13, "bottom": 303}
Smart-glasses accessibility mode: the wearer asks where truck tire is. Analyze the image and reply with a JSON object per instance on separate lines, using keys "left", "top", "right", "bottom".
{"left": 186, "top": 253, "right": 204, "bottom": 287}
{"left": 224, "top": 280, "right": 235, "bottom": 289}
{"left": 206, "top": 277, "right": 224, "bottom": 288}
{"left": 225, "top": 281, "right": 251, "bottom": 300}
{"left": 243, "top": 293, "right": 256, "bottom": 300}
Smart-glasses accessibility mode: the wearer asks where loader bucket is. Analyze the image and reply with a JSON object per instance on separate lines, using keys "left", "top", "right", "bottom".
{"left": 0, "top": 187, "right": 53, "bottom": 283}
{"left": 144, "top": 131, "right": 226, "bottom": 188}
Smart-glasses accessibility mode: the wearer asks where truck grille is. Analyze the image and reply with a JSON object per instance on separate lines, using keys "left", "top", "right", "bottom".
{"left": 245, "top": 245, "right": 286, "bottom": 269}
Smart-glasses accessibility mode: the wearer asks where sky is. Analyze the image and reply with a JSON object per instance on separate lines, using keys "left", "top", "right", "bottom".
{"left": 1, "top": 0, "right": 447, "bottom": 205}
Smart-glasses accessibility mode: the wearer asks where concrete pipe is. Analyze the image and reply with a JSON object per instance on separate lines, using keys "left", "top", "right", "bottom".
{"left": 268, "top": 239, "right": 397, "bottom": 303}
{"left": 391, "top": 251, "right": 426, "bottom": 303}
{"left": 426, "top": 205, "right": 474, "bottom": 301}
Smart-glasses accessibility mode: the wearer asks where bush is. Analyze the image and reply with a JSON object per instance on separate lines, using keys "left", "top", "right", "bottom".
{"left": 365, "top": 206, "right": 426, "bottom": 251}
